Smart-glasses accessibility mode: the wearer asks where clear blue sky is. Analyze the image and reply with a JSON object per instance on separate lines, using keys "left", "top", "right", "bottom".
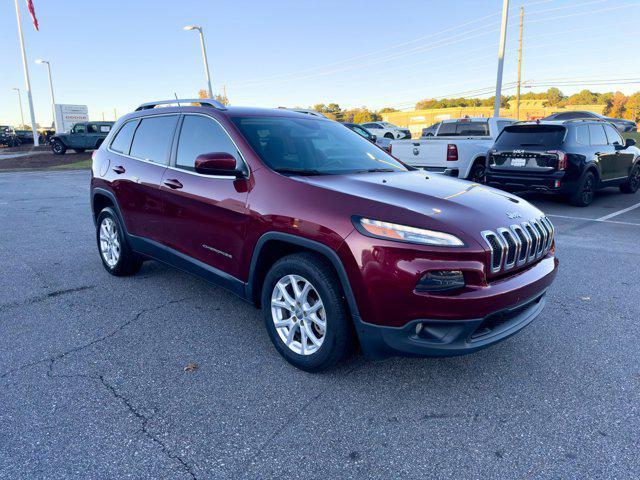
{"left": 1, "top": 0, "right": 639, "bottom": 127}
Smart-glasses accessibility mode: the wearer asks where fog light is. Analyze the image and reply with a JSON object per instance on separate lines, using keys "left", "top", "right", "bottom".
{"left": 416, "top": 270, "right": 465, "bottom": 292}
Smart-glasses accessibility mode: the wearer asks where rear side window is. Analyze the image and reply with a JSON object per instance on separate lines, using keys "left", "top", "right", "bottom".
{"left": 100, "top": 125, "right": 111, "bottom": 133}
{"left": 436, "top": 122, "right": 456, "bottom": 136}
{"left": 130, "top": 115, "right": 178, "bottom": 164}
{"left": 588, "top": 125, "right": 608, "bottom": 146}
{"left": 176, "top": 115, "right": 239, "bottom": 170}
{"left": 456, "top": 121, "right": 489, "bottom": 136}
{"left": 109, "top": 121, "right": 138, "bottom": 154}
{"left": 575, "top": 125, "right": 589, "bottom": 145}
{"left": 494, "top": 125, "right": 566, "bottom": 148}
{"left": 87, "top": 124, "right": 98, "bottom": 133}
{"left": 603, "top": 124, "right": 623, "bottom": 145}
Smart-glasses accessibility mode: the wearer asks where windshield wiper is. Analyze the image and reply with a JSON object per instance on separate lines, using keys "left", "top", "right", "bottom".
{"left": 355, "top": 168, "right": 397, "bottom": 173}
{"left": 273, "top": 168, "right": 325, "bottom": 176}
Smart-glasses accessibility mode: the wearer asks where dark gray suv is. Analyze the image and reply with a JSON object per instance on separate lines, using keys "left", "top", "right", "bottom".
{"left": 543, "top": 111, "right": 637, "bottom": 133}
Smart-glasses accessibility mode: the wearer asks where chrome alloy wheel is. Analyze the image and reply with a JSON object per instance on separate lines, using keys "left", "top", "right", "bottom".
{"left": 99, "top": 217, "right": 121, "bottom": 268}
{"left": 271, "top": 274, "right": 326, "bottom": 355}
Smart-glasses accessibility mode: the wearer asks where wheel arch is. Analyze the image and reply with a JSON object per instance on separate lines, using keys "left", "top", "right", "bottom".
{"left": 91, "top": 188, "right": 125, "bottom": 230}
{"left": 583, "top": 163, "right": 600, "bottom": 183}
{"left": 246, "top": 232, "right": 361, "bottom": 322}
{"left": 51, "top": 135, "right": 67, "bottom": 146}
{"left": 464, "top": 155, "right": 487, "bottom": 179}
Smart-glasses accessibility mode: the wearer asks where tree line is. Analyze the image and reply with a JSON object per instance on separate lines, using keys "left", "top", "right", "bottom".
{"left": 198, "top": 87, "right": 640, "bottom": 122}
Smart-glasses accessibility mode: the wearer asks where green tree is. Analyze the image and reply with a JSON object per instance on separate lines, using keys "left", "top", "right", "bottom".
{"left": 565, "top": 89, "right": 601, "bottom": 105}
{"left": 546, "top": 88, "right": 564, "bottom": 106}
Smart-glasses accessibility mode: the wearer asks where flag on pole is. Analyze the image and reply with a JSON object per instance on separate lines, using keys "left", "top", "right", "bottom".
{"left": 25, "top": 0, "right": 38, "bottom": 31}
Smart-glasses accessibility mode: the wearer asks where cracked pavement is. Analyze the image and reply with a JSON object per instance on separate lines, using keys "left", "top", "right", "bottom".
{"left": 1, "top": 170, "right": 639, "bottom": 479}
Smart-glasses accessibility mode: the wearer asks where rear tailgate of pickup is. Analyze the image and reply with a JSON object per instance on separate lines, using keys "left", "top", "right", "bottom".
{"left": 389, "top": 140, "right": 450, "bottom": 173}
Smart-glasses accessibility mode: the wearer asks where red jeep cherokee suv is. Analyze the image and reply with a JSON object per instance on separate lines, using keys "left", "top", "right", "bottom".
{"left": 91, "top": 99, "right": 558, "bottom": 372}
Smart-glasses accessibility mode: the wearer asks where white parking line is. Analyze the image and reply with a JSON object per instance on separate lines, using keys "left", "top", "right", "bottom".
{"left": 547, "top": 214, "right": 640, "bottom": 226}
{"left": 595, "top": 201, "right": 640, "bottom": 221}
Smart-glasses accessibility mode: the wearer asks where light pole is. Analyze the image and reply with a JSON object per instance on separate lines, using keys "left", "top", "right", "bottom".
{"left": 183, "top": 25, "right": 213, "bottom": 98}
{"left": 493, "top": 0, "right": 510, "bottom": 117}
{"left": 35, "top": 59, "right": 60, "bottom": 133}
{"left": 11, "top": 87, "right": 25, "bottom": 128}
{"left": 14, "top": 0, "right": 39, "bottom": 145}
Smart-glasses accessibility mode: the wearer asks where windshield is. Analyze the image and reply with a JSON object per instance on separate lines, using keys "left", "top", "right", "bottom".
{"left": 380, "top": 122, "right": 397, "bottom": 128}
{"left": 231, "top": 116, "right": 408, "bottom": 175}
{"left": 494, "top": 125, "right": 566, "bottom": 148}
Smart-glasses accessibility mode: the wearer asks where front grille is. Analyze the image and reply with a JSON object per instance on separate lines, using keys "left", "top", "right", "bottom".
{"left": 481, "top": 216, "right": 554, "bottom": 274}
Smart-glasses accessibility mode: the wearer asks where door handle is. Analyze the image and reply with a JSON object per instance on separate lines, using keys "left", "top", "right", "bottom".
{"left": 163, "top": 179, "right": 183, "bottom": 189}
{"left": 112, "top": 165, "right": 126, "bottom": 174}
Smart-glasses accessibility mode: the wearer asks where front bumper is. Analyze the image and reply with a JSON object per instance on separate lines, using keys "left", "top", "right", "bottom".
{"left": 356, "top": 290, "right": 547, "bottom": 359}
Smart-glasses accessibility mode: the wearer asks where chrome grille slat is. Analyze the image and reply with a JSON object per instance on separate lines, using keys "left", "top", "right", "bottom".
{"left": 481, "top": 216, "right": 553, "bottom": 275}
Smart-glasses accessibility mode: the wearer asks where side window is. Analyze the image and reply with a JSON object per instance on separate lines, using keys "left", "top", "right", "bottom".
{"left": 603, "top": 124, "right": 623, "bottom": 145}
{"left": 109, "top": 121, "right": 138, "bottom": 154}
{"left": 353, "top": 126, "right": 370, "bottom": 138}
{"left": 176, "top": 115, "right": 239, "bottom": 170}
{"left": 74, "top": 124, "right": 86, "bottom": 134}
{"left": 588, "top": 124, "right": 608, "bottom": 146}
{"left": 436, "top": 122, "right": 457, "bottom": 136}
{"left": 99, "top": 125, "right": 111, "bottom": 133}
{"left": 130, "top": 115, "right": 178, "bottom": 164}
{"left": 575, "top": 125, "right": 590, "bottom": 145}
{"left": 456, "top": 121, "right": 489, "bottom": 136}
{"left": 87, "top": 124, "right": 98, "bottom": 134}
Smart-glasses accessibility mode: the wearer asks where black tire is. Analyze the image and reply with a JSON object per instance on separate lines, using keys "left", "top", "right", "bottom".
{"left": 384, "top": 132, "right": 394, "bottom": 139}
{"left": 569, "top": 171, "right": 596, "bottom": 207}
{"left": 74, "top": 148, "right": 86, "bottom": 153}
{"left": 52, "top": 139, "right": 66, "bottom": 155}
{"left": 96, "top": 207, "right": 143, "bottom": 276}
{"left": 468, "top": 160, "right": 486, "bottom": 183}
{"left": 261, "top": 252, "right": 354, "bottom": 372}
{"left": 620, "top": 164, "right": 640, "bottom": 194}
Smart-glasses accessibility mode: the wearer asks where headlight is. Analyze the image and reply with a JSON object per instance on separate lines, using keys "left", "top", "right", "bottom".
{"left": 354, "top": 217, "right": 465, "bottom": 247}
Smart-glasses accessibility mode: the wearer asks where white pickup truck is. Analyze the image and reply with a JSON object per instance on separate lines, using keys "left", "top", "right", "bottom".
{"left": 389, "top": 117, "right": 515, "bottom": 182}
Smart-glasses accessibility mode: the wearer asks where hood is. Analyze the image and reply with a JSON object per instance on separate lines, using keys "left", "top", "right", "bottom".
{"left": 301, "top": 171, "right": 545, "bottom": 242}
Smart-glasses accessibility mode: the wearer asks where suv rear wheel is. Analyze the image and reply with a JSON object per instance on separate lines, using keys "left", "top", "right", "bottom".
{"left": 261, "top": 252, "right": 354, "bottom": 372}
{"left": 96, "top": 208, "right": 143, "bottom": 276}
{"left": 620, "top": 164, "right": 640, "bottom": 194}
{"left": 569, "top": 171, "right": 596, "bottom": 207}
{"left": 52, "top": 139, "right": 66, "bottom": 155}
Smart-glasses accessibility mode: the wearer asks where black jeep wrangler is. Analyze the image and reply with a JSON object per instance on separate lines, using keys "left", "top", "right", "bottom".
{"left": 51, "top": 122, "right": 114, "bottom": 155}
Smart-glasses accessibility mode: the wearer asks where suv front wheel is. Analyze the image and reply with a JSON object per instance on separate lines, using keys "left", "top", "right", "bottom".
{"left": 51, "top": 139, "right": 66, "bottom": 155}
{"left": 96, "top": 208, "right": 143, "bottom": 276}
{"left": 620, "top": 164, "right": 640, "bottom": 194}
{"left": 261, "top": 252, "right": 354, "bottom": 372}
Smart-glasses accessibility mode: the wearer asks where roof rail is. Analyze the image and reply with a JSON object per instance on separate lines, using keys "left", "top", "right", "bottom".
{"left": 563, "top": 118, "right": 607, "bottom": 123}
{"left": 135, "top": 98, "right": 226, "bottom": 111}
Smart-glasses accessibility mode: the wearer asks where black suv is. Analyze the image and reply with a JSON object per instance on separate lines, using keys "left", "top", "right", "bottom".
{"left": 485, "top": 120, "right": 639, "bottom": 206}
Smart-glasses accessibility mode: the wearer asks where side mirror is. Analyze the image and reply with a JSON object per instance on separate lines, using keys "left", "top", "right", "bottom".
{"left": 614, "top": 143, "right": 625, "bottom": 151}
{"left": 371, "top": 134, "right": 377, "bottom": 142}
{"left": 625, "top": 138, "right": 636, "bottom": 148}
{"left": 194, "top": 152, "right": 245, "bottom": 177}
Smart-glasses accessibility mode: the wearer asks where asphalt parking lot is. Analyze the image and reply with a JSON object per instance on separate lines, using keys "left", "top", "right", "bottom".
{"left": 1, "top": 170, "right": 639, "bottom": 480}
